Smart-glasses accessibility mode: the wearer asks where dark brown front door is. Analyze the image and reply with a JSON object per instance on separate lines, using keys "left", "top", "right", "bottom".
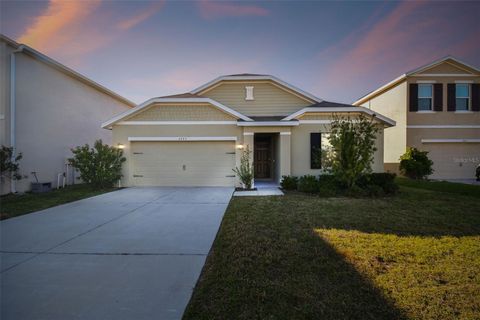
{"left": 254, "top": 136, "right": 272, "bottom": 179}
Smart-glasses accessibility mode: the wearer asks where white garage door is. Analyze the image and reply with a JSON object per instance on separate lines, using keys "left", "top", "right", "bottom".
{"left": 131, "top": 141, "right": 236, "bottom": 186}
{"left": 423, "top": 143, "right": 480, "bottom": 179}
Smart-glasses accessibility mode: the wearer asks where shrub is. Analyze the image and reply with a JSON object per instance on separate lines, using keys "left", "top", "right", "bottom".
{"left": 317, "top": 174, "right": 339, "bottom": 197}
{"left": 328, "top": 114, "right": 379, "bottom": 188}
{"left": 280, "top": 175, "right": 298, "bottom": 190}
{"left": 233, "top": 146, "right": 254, "bottom": 189}
{"left": 68, "top": 140, "right": 126, "bottom": 188}
{"left": 0, "top": 145, "right": 23, "bottom": 181}
{"left": 297, "top": 175, "right": 319, "bottom": 193}
{"left": 399, "top": 147, "right": 433, "bottom": 179}
{"left": 356, "top": 173, "right": 398, "bottom": 195}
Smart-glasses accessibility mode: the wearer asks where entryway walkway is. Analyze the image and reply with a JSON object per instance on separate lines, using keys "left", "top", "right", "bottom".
{"left": 233, "top": 180, "right": 284, "bottom": 196}
{"left": 0, "top": 187, "right": 233, "bottom": 320}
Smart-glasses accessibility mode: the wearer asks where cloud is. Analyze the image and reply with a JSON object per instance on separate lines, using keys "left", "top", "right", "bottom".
{"left": 117, "top": 1, "right": 165, "bottom": 30}
{"left": 18, "top": 0, "right": 101, "bottom": 53}
{"left": 197, "top": 0, "right": 269, "bottom": 19}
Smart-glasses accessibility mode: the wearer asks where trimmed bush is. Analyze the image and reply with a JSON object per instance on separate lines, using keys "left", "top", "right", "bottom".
{"left": 317, "top": 174, "right": 339, "bottom": 197}
{"left": 280, "top": 175, "right": 298, "bottom": 190}
{"left": 297, "top": 175, "right": 319, "bottom": 193}
{"left": 399, "top": 147, "right": 433, "bottom": 179}
{"left": 356, "top": 173, "right": 398, "bottom": 196}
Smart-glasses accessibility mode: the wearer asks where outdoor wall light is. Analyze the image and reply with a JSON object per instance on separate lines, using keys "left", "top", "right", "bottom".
{"left": 117, "top": 143, "right": 125, "bottom": 149}
{"left": 236, "top": 144, "right": 245, "bottom": 150}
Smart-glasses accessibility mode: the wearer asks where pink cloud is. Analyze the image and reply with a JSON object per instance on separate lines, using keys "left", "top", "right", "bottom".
{"left": 197, "top": 0, "right": 269, "bottom": 19}
{"left": 117, "top": 1, "right": 165, "bottom": 30}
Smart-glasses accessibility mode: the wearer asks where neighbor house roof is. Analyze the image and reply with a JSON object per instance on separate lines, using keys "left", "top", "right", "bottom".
{"left": 190, "top": 74, "right": 323, "bottom": 103}
{"left": 353, "top": 55, "right": 480, "bottom": 106}
{"left": 0, "top": 34, "right": 135, "bottom": 107}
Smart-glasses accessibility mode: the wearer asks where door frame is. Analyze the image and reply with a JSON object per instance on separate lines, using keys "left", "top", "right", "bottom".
{"left": 253, "top": 133, "right": 275, "bottom": 180}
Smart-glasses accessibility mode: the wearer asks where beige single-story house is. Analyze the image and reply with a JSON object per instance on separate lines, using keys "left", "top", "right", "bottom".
{"left": 353, "top": 56, "right": 480, "bottom": 180}
{"left": 103, "top": 74, "right": 395, "bottom": 187}
{"left": 0, "top": 34, "right": 134, "bottom": 194}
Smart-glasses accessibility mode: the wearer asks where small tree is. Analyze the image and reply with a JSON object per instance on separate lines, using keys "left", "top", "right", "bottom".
{"left": 399, "top": 147, "right": 433, "bottom": 179}
{"left": 328, "top": 114, "right": 379, "bottom": 188}
{"left": 68, "top": 140, "right": 126, "bottom": 188}
{"left": 233, "top": 145, "right": 254, "bottom": 189}
{"left": 0, "top": 145, "right": 23, "bottom": 181}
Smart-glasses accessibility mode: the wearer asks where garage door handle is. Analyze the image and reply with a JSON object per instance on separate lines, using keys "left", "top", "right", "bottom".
{"left": 133, "top": 175, "right": 143, "bottom": 177}
{"left": 225, "top": 152, "right": 235, "bottom": 154}
{"left": 133, "top": 152, "right": 143, "bottom": 155}
{"left": 225, "top": 175, "right": 235, "bottom": 177}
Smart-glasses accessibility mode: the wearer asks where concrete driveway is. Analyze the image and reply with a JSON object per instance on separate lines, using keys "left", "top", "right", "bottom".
{"left": 0, "top": 187, "right": 233, "bottom": 320}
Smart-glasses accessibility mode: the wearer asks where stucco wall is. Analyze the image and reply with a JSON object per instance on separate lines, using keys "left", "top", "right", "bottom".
{"left": 360, "top": 81, "right": 407, "bottom": 167}
{"left": 199, "top": 81, "right": 312, "bottom": 116}
{"left": 1, "top": 43, "right": 131, "bottom": 194}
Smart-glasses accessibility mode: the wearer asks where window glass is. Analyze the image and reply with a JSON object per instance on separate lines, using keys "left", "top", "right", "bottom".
{"left": 417, "top": 84, "right": 432, "bottom": 111}
{"left": 455, "top": 84, "right": 469, "bottom": 111}
{"left": 456, "top": 84, "right": 469, "bottom": 97}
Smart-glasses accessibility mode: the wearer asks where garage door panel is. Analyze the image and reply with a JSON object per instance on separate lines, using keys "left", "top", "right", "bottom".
{"left": 423, "top": 144, "right": 480, "bottom": 179}
{"left": 131, "top": 141, "right": 236, "bottom": 187}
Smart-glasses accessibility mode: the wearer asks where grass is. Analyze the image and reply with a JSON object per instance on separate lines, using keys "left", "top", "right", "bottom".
{"left": 184, "top": 181, "right": 480, "bottom": 320}
{"left": 396, "top": 177, "right": 480, "bottom": 197}
{"left": 0, "top": 184, "right": 116, "bottom": 220}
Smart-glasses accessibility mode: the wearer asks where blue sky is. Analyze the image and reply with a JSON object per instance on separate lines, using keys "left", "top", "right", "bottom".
{"left": 1, "top": 0, "right": 479, "bottom": 104}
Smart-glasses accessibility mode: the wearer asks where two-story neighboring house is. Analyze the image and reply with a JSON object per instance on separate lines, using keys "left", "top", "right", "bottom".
{"left": 353, "top": 56, "right": 480, "bottom": 180}
{"left": 102, "top": 74, "right": 395, "bottom": 187}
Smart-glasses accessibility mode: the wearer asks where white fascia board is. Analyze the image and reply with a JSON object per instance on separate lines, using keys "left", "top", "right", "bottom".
{"left": 21, "top": 46, "right": 135, "bottom": 107}
{"left": 282, "top": 106, "right": 396, "bottom": 127}
{"left": 352, "top": 74, "right": 406, "bottom": 105}
{"left": 421, "top": 138, "right": 480, "bottom": 143}
{"left": 406, "top": 56, "right": 480, "bottom": 76}
{"left": 237, "top": 121, "right": 299, "bottom": 127}
{"left": 101, "top": 97, "right": 253, "bottom": 129}
{"left": 408, "top": 125, "right": 480, "bottom": 129}
{"left": 190, "top": 75, "right": 323, "bottom": 103}
{"left": 118, "top": 121, "right": 237, "bottom": 125}
{"left": 128, "top": 136, "right": 237, "bottom": 142}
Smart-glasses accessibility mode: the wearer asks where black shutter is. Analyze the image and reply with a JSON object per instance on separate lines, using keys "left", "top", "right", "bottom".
{"left": 409, "top": 84, "right": 418, "bottom": 111}
{"left": 447, "top": 83, "right": 456, "bottom": 111}
{"left": 310, "top": 133, "right": 321, "bottom": 169}
{"left": 472, "top": 84, "right": 480, "bottom": 112}
{"left": 433, "top": 84, "right": 443, "bottom": 111}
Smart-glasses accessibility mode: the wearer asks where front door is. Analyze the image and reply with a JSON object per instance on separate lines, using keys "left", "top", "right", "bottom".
{"left": 254, "top": 135, "right": 272, "bottom": 179}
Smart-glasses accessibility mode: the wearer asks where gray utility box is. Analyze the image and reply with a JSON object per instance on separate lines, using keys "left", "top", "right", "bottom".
{"left": 31, "top": 182, "right": 52, "bottom": 193}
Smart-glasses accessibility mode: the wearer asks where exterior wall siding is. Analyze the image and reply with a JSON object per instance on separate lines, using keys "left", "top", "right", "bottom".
{"left": 1, "top": 44, "right": 131, "bottom": 194}
{"left": 127, "top": 104, "right": 236, "bottom": 121}
{"left": 199, "top": 81, "right": 313, "bottom": 116}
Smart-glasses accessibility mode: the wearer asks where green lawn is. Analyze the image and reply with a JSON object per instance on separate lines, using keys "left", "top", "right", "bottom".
{"left": 184, "top": 181, "right": 480, "bottom": 320}
{"left": 0, "top": 184, "right": 117, "bottom": 220}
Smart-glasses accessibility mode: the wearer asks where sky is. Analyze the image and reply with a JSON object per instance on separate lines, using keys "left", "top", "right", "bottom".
{"left": 1, "top": 0, "right": 479, "bottom": 104}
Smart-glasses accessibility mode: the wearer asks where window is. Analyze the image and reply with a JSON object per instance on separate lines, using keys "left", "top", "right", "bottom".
{"left": 310, "top": 133, "right": 331, "bottom": 169}
{"left": 456, "top": 84, "right": 470, "bottom": 111}
{"left": 245, "top": 86, "right": 254, "bottom": 100}
{"left": 418, "top": 84, "right": 433, "bottom": 111}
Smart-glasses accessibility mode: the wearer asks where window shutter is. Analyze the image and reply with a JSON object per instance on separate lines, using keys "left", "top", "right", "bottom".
{"left": 447, "top": 84, "right": 456, "bottom": 111}
{"left": 310, "top": 133, "right": 321, "bottom": 169}
{"left": 409, "top": 84, "right": 418, "bottom": 111}
{"left": 433, "top": 84, "right": 443, "bottom": 111}
{"left": 472, "top": 84, "right": 480, "bottom": 112}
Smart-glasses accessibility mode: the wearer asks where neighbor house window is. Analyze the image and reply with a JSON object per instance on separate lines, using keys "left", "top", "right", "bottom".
{"left": 456, "top": 84, "right": 470, "bottom": 111}
{"left": 310, "top": 133, "right": 331, "bottom": 169}
{"left": 418, "top": 84, "right": 433, "bottom": 111}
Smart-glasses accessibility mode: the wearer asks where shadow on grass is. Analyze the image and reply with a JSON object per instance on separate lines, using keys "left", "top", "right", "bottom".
{"left": 184, "top": 199, "right": 410, "bottom": 319}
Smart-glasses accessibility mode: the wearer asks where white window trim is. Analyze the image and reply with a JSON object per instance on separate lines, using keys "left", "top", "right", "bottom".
{"left": 407, "top": 125, "right": 480, "bottom": 129}
{"left": 415, "top": 110, "right": 436, "bottom": 113}
{"left": 417, "top": 83, "right": 433, "bottom": 111}
{"left": 128, "top": 136, "right": 237, "bottom": 142}
{"left": 455, "top": 83, "right": 471, "bottom": 111}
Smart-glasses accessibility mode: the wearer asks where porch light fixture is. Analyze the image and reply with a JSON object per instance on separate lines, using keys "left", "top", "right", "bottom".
{"left": 117, "top": 143, "right": 125, "bottom": 149}
{"left": 236, "top": 144, "right": 244, "bottom": 150}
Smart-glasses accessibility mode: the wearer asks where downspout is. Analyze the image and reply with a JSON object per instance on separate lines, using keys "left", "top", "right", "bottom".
{"left": 9, "top": 45, "right": 24, "bottom": 193}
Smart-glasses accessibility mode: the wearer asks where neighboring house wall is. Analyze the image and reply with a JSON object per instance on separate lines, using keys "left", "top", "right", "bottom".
{"left": 0, "top": 40, "right": 132, "bottom": 194}
{"left": 355, "top": 58, "right": 480, "bottom": 179}
{"left": 199, "top": 81, "right": 313, "bottom": 116}
{"left": 360, "top": 81, "right": 407, "bottom": 173}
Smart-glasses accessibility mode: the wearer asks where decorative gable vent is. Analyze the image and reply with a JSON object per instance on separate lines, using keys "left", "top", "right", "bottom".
{"left": 245, "top": 86, "right": 254, "bottom": 100}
